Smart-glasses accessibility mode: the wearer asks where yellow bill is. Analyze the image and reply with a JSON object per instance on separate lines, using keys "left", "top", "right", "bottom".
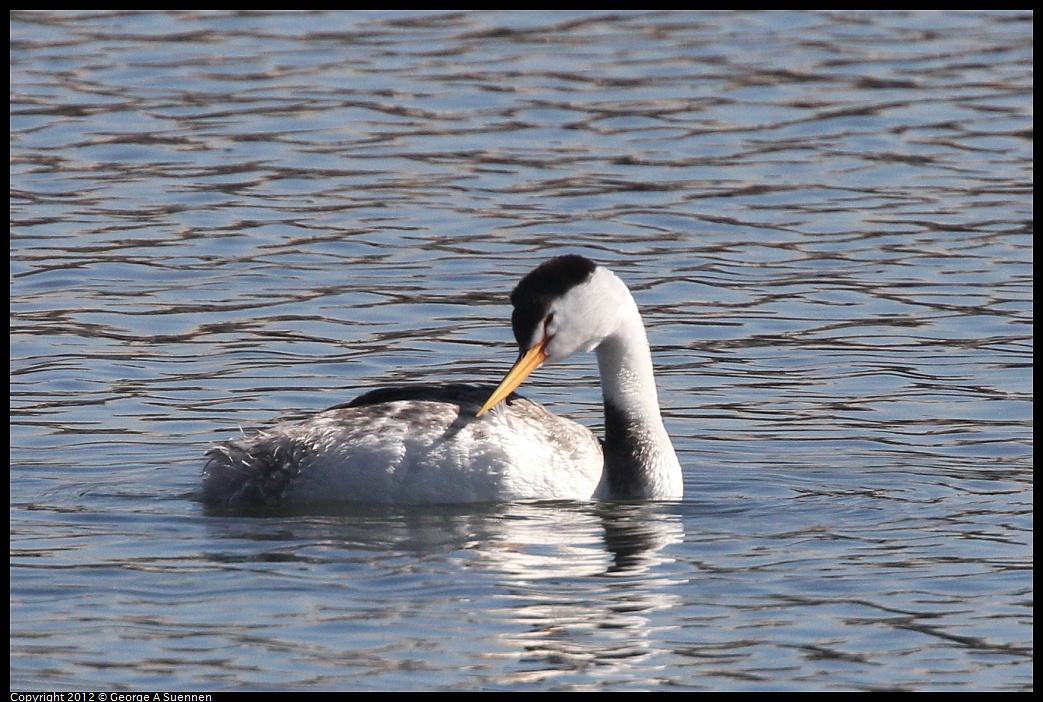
{"left": 476, "top": 337, "right": 550, "bottom": 417}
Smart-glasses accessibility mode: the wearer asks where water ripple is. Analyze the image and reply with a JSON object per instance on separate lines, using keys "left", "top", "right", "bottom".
{"left": 10, "top": 10, "right": 1032, "bottom": 691}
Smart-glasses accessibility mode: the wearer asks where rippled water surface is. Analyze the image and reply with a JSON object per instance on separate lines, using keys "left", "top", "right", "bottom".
{"left": 10, "top": 10, "right": 1032, "bottom": 691}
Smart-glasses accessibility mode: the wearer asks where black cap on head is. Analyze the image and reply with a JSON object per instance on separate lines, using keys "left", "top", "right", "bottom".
{"left": 509, "top": 255, "right": 597, "bottom": 350}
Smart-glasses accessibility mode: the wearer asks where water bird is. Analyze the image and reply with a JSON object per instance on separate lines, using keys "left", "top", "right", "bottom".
{"left": 202, "top": 255, "right": 682, "bottom": 506}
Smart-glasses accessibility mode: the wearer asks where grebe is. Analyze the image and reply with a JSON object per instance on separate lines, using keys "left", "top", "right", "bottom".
{"left": 202, "top": 255, "right": 682, "bottom": 506}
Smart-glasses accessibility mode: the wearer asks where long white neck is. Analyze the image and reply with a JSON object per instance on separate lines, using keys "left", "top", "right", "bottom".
{"left": 594, "top": 294, "right": 683, "bottom": 499}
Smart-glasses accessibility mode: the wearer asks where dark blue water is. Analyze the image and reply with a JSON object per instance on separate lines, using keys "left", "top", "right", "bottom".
{"left": 11, "top": 10, "right": 1032, "bottom": 691}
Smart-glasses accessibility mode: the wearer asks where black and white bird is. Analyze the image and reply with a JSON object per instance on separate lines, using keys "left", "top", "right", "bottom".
{"left": 202, "top": 255, "right": 683, "bottom": 506}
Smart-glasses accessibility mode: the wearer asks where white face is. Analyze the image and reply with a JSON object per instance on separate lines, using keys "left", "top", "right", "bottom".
{"left": 539, "top": 267, "right": 631, "bottom": 363}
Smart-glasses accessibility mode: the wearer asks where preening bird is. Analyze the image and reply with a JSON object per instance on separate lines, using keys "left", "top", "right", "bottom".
{"left": 202, "top": 255, "right": 682, "bottom": 506}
